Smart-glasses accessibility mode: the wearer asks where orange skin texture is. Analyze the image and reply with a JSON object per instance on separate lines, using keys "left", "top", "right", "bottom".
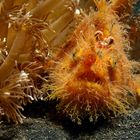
{"left": 47, "top": 1, "right": 138, "bottom": 123}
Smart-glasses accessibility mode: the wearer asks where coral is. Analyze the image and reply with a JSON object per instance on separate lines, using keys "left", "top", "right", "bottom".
{"left": 0, "top": 69, "right": 33, "bottom": 123}
{"left": 0, "top": 0, "right": 76, "bottom": 123}
{"left": 46, "top": 0, "right": 139, "bottom": 124}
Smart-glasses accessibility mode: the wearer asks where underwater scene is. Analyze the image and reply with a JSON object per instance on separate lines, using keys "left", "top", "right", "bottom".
{"left": 0, "top": 0, "right": 140, "bottom": 139}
